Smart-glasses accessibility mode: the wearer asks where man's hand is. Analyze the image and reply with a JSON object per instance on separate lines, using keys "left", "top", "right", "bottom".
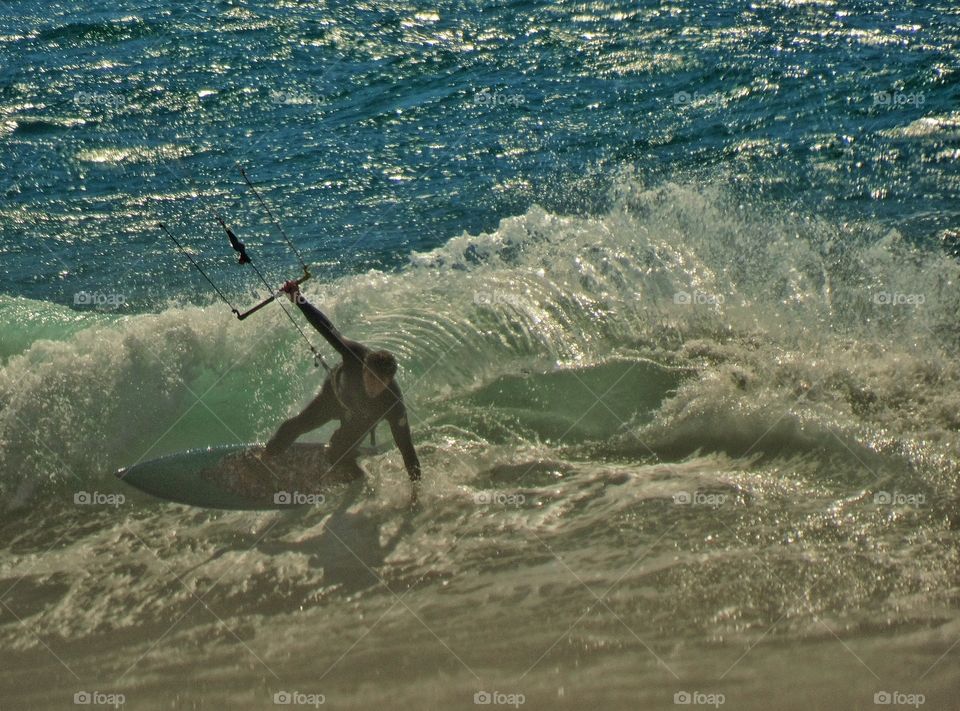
{"left": 280, "top": 280, "right": 300, "bottom": 302}
{"left": 239, "top": 445, "right": 271, "bottom": 463}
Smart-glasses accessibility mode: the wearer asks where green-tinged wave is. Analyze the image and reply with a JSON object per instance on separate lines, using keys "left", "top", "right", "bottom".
{"left": 2, "top": 180, "right": 959, "bottom": 511}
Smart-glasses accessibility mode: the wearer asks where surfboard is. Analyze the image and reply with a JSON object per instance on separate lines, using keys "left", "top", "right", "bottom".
{"left": 116, "top": 442, "right": 375, "bottom": 510}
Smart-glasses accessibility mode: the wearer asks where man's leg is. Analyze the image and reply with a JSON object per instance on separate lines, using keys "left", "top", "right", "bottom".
{"left": 265, "top": 379, "right": 341, "bottom": 456}
{"left": 325, "top": 420, "right": 369, "bottom": 473}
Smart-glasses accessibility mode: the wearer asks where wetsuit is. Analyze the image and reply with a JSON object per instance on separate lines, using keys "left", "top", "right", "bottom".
{"left": 265, "top": 297, "right": 421, "bottom": 481}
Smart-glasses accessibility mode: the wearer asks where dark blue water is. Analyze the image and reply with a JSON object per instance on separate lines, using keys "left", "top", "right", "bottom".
{"left": 3, "top": 0, "right": 958, "bottom": 308}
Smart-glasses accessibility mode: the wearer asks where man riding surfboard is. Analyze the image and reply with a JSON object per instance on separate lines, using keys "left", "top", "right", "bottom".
{"left": 264, "top": 281, "right": 421, "bottom": 482}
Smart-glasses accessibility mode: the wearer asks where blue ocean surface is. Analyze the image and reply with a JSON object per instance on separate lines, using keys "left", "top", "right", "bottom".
{"left": 2, "top": 0, "right": 958, "bottom": 307}
{"left": 1, "top": 2, "right": 959, "bottom": 710}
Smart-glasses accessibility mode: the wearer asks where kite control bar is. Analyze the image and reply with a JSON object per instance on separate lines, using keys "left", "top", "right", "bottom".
{"left": 235, "top": 268, "right": 311, "bottom": 320}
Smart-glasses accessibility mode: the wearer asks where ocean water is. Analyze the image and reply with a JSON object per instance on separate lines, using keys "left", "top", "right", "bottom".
{"left": 2, "top": 1, "right": 960, "bottom": 709}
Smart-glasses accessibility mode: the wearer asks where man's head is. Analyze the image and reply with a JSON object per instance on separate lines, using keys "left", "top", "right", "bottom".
{"left": 362, "top": 350, "right": 397, "bottom": 397}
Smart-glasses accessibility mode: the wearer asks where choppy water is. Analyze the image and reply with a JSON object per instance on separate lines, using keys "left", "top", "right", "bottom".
{"left": 2, "top": 1, "right": 959, "bottom": 709}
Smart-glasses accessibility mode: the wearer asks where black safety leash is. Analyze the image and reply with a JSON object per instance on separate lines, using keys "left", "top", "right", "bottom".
{"left": 158, "top": 222, "right": 240, "bottom": 317}
{"left": 238, "top": 165, "right": 310, "bottom": 274}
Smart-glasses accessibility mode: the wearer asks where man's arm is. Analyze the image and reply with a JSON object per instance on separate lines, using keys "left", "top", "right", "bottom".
{"left": 387, "top": 407, "right": 421, "bottom": 482}
{"left": 283, "top": 283, "right": 357, "bottom": 359}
